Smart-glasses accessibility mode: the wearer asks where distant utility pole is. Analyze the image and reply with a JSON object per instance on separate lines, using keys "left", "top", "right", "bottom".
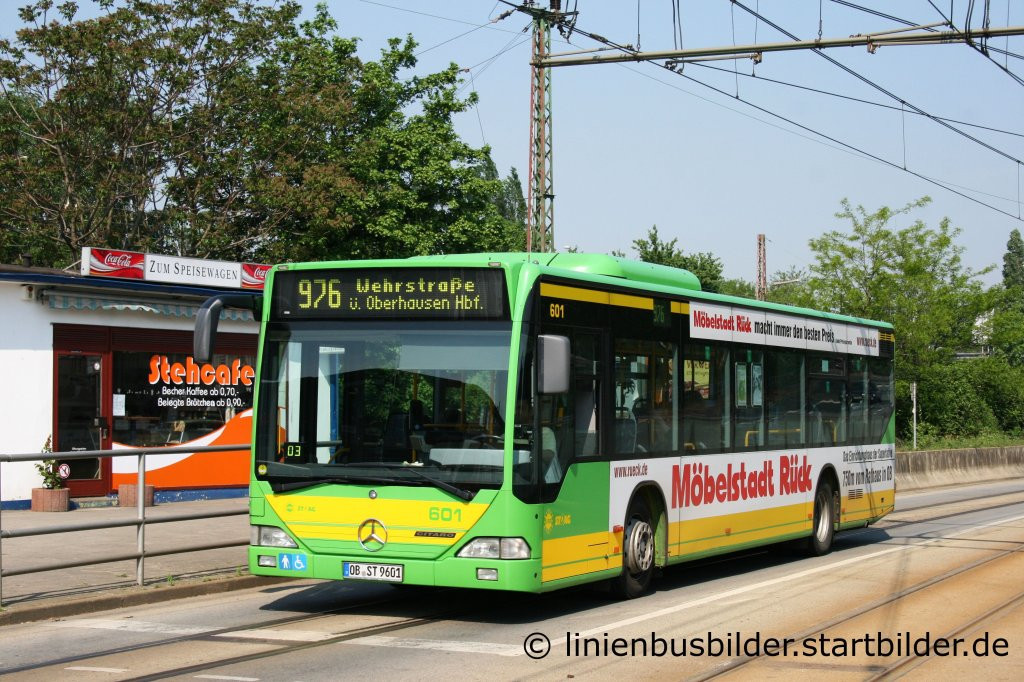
{"left": 524, "top": 1, "right": 571, "bottom": 254}
{"left": 756, "top": 234, "right": 767, "bottom": 301}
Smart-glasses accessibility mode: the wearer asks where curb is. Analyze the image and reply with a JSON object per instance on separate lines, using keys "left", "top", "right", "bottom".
{"left": 0, "top": 574, "right": 293, "bottom": 627}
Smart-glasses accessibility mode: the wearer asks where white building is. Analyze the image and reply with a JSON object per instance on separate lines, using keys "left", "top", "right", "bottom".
{"left": 0, "top": 255, "right": 260, "bottom": 508}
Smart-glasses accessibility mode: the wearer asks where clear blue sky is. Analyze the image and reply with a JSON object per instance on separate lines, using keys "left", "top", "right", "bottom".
{"left": 4, "top": 1, "right": 1023, "bottom": 286}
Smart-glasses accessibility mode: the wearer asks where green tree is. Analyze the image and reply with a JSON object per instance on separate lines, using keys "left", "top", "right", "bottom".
{"left": 499, "top": 167, "right": 528, "bottom": 231}
{"left": 804, "top": 197, "right": 991, "bottom": 378}
{"left": 0, "top": 0, "right": 521, "bottom": 267}
{"left": 765, "top": 266, "right": 814, "bottom": 308}
{"left": 1003, "top": 229, "right": 1024, "bottom": 291}
{"left": 981, "top": 230, "right": 1024, "bottom": 366}
{"left": 0, "top": 0, "right": 301, "bottom": 264}
{"left": 629, "top": 225, "right": 724, "bottom": 293}
{"left": 718, "top": 278, "right": 755, "bottom": 298}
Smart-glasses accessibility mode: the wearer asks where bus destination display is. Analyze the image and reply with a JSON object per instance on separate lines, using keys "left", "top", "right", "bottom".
{"left": 272, "top": 268, "right": 507, "bottom": 320}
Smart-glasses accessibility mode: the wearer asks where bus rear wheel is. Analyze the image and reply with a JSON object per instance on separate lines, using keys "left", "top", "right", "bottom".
{"left": 807, "top": 479, "right": 836, "bottom": 556}
{"left": 612, "top": 496, "right": 655, "bottom": 599}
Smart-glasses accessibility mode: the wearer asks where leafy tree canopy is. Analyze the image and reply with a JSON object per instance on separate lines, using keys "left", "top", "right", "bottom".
{"left": 0, "top": 0, "right": 523, "bottom": 267}
{"left": 804, "top": 197, "right": 992, "bottom": 379}
{"left": 628, "top": 225, "right": 724, "bottom": 293}
{"left": 1003, "top": 228, "right": 1024, "bottom": 292}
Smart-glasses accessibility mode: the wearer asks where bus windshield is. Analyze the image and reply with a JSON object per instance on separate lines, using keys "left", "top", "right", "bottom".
{"left": 256, "top": 322, "right": 515, "bottom": 492}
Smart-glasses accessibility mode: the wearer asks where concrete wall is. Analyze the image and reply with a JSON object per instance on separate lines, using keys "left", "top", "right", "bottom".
{"left": 896, "top": 446, "right": 1024, "bottom": 491}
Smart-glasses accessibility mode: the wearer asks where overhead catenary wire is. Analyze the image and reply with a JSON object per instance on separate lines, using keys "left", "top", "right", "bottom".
{"left": 836, "top": 0, "right": 1024, "bottom": 86}
{"left": 833, "top": 0, "right": 1024, "bottom": 61}
{"left": 729, "top": 0, "right": 1024, "bottom": 167}
{"left": 688, "top": 60, "right": 1024, "bottom": 138}
{"left": 835, "top": 0, "right": 1024, "bottom": 80}
{"left": 615, "top": 58, "right": 1022, "bottom": 213}
{"left": 456, "top": 32, "right": 531, "bottom": 95}
{"left": 556, "top": 21, "right": 1023, "bottom": 223}
{"left": 493, "top": 0, "right": 1021, "bottom": 222}
{"left": 357, "top": 0, "right": 518, "bottom": 31}
{"left": 931, "top": 0, "right": 1024, "bottom": 87}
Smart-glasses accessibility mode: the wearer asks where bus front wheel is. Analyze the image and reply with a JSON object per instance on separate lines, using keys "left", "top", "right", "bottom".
{"left": 612, "top": 496, "right": 655, "bottom": 599}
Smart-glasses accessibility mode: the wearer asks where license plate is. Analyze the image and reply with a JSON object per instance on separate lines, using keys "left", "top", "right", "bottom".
{"left": 343, "top": 561, "right": 404, "bottom": 582}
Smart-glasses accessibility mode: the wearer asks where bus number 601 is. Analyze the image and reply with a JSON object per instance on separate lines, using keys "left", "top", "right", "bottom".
{"left": 429, "top": 507, "right": 462, "bottom": 522}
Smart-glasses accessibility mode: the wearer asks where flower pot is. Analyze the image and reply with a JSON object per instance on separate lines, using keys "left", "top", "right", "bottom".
{"left": 31, "top": 487, "right": 70, "bottom": 512}
{"left": 118, "top": 483, "right": 155, "bottom": 507}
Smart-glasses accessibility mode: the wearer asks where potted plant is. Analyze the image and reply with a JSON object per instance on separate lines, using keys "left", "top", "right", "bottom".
{"left": 31, "top": 436, "right": 70, "bottom": 512}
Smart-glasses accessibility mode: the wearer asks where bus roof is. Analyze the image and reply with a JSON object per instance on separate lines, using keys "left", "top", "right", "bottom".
{"left": 283, "top": 252, "right": 893, "bottom": 331}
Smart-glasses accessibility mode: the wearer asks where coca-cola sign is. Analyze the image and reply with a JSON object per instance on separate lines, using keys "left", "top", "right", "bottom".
{"left": 85, "top": 248, "right": 145, "bottom": 279}
{"left": 241, "top": 263, "right": 269, "bottom": 290}
{"left": 81, "top": 247, "right": 269, "bottom": 290}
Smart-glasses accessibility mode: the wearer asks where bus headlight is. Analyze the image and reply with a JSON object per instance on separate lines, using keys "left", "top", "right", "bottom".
{"left": 457, "top": 537, "right": 531, "bottom": 559}
{"left": 251, "top": 525, "right": 299, "bottom": 548}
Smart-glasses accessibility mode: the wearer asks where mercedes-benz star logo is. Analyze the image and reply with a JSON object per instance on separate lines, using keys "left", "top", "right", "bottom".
{"left": 357, "top": 518, "right": 388, "bottom": 552}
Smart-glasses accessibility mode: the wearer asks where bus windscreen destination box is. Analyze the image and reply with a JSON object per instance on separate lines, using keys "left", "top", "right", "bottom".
{"left": 272, "top": 268, "right": 508, "bottom": 320}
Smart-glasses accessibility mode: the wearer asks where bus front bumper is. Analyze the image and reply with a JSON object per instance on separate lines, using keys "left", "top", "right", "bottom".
{"left": 248, "top": 547, "right": 542, "bottom": 592}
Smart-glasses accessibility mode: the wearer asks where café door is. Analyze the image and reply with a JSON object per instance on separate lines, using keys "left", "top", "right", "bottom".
{"left": 55, "top": 353, "right": 111, "bottom": 497}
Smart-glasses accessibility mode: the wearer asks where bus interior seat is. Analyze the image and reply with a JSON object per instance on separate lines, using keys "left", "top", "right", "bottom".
{"left": 409, "top": 399, "right": 427, "bottom": 431}
{"left": 382, "top": 411, "right": 409, "bottom": 459}
{"left": 614, "top": 411, "right": 636, "bottom": 454}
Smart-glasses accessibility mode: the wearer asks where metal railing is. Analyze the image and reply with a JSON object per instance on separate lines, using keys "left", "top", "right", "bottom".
{"left": 0, "top": 444, "right": 250, "bottom": 607}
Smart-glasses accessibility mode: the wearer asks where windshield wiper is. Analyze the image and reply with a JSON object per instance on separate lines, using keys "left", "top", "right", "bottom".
{"left": 343, "top": 462, "right": 475, "bottom": 501}
{"left": 269, "top": 476, "right": 354, "bottom": 493}
{"left": 396, "top": 466, "right": 475, "bottom": 501}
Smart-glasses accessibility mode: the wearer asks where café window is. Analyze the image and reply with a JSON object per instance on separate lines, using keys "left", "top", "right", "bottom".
{"left": 112, "top": 351, "right": 256, "bottom": 447}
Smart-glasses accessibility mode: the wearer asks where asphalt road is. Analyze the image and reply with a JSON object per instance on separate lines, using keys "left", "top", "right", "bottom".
{"left": 2, "top": 479, "right": 1023, "bottom": 681}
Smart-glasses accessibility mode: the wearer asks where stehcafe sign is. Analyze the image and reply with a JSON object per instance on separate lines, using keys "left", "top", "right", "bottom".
{"left": 81, "top": 248, "right": 268, "bottom": 290}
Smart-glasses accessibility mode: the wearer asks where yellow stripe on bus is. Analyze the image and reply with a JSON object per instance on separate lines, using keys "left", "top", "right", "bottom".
{"left": 541, "top": 283, "right": 652, "bottom": 310}
{"left": 668, "top": 502, "right": 811, "bottom": 556}
{"left": 540, "top": 283, "right": 611, "bottom": 305}
{"left": 266, "top": 495, "right": 488, "bottom": 545}
{"left": 541, "top": 502, "right": 814, "bottom": 583}
{"left": 841, "top": 489, "right": 894, "bottom": 524}
{"left": 540, "top": 283, "right": 689, "bottom": 314}
{"left": 542, "top": 530, "right": 618, "bottom": 581}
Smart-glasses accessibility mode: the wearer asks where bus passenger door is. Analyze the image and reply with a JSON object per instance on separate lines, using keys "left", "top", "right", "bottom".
{"left": 537, "top": 329, "right": 614, "bottom": 581}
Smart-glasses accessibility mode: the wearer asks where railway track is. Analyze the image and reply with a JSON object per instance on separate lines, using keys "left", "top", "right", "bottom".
{"left": 3, "top": 484, "right": 1022, "bottom": 680}
{"left": 695, "top": 513, "right": 1024, "bottom": 680}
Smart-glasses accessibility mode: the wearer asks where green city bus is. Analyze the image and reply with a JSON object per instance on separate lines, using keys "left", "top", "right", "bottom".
{"left": 195, "top": 253, "right": 895, "bottom": 597}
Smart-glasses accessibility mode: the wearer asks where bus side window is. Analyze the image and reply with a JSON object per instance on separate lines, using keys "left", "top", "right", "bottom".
{"left": 682, "top": 343, "right": 730, "bottom": 452}
{"left": 732, "top": 349, "right": 764, "bottom": 449}
{"left": 807, "top": 356, "right": 847, "bottom": 446}
{"left": 765, "top": 350, "right": 804, "bottom": 449}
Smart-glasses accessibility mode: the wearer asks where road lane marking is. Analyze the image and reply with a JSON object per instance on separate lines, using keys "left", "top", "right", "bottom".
{"left": 349, "top": 635, "right": 522, "bottom": 657}
{"left": 65, "top": 667, "right": 129, "bottom": 673}
{"left": 45, "top": 618, "right": 217, "bottom": 636}
{"left": 194, "top": 676, "right": 260, "bottom": 681}
{"left": 545, "top": 510, "right": 1024, "bottom": 650}
{"left": 214, "top": 629, "right": 336, "bottom": 642}
{"left": 355, "top": 510, "right": 1024, "bottom": 657}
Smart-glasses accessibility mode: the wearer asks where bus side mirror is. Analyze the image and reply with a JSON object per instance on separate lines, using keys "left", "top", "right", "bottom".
{"left": 538, "top": 334, "right": 570, "bottom": 394}
{"left": 195, "top": 294, "right": 262, "bottom": 362}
